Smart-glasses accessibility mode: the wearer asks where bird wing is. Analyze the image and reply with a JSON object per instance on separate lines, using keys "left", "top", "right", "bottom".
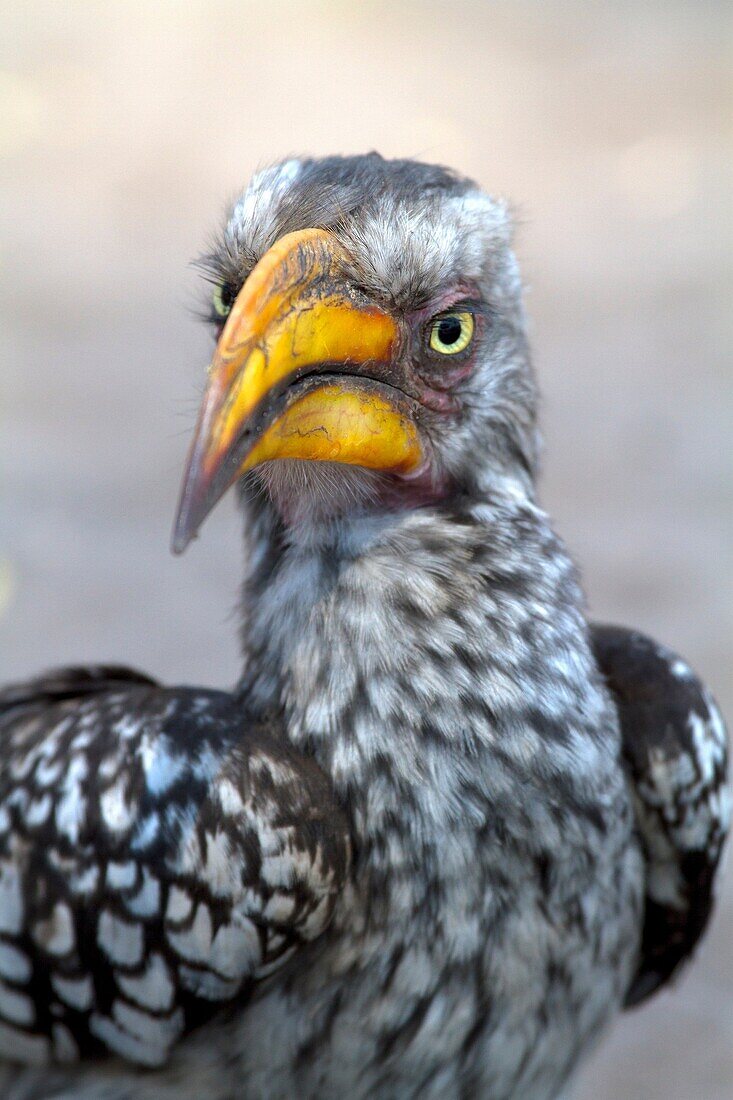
{"left": 0, "top": 666, "right": 350, "bottom": 1067}
{"left": 590, "top": 625, "right": 730, "bottom": 1007}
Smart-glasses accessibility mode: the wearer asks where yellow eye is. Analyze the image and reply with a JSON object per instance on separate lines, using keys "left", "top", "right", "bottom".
{"left": 428, "top": 311, "right": 475, "bottom": 355}
{"left": 213, "top": 282, "right": 234, "bottom": 319}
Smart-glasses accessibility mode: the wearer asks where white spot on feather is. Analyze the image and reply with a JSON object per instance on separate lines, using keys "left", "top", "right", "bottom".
{"left": 52, "top": 1022, "right": 78, "bottom": 1062}
{"left": 113, "top": 716, "right": 143, "bottom": 742}
{"left": 0, "top": 979, "right": 35, "bottom": 1025}
{"left": 106, "top": 860, "right": 138, "bottom": 891}
{"left": 32, "top": 902, "right": 75, "bottom": 956}
{"left": 209, "top": 916, "right": 260, "bottom": 980}
{"left": 112, "top": 998, "right": 183, "bottom": 1048}
{"left": 167, "top": 903, "right": 212, "bottom": 962}
{"left": 191, "top": 745, "right": 222, "bottom": 783}
{"left": 25, "top": 793, "right": 52, "bottom": 827}
{"left": 300, "top": 893, "right": 333, "bottom": 939}
{"left": 54, "top": 754, "right": 89, "bottom": 845}
{"left": 130, "top": 811, "right": 160, "bottom": 852}
{"left": 688, "top": 710, "right": 726, "bottom": 785}
{"left": 90, "top": 1012, "right": 168, "bottom": 1067}
{"left": 262, "top": 892, "right": 296, "bottom": 923}
{"left": 0, "top": 862, "right": 24, "bottom": 934}
{"left": 98, "top": 749, "right": 125, "bottom": 781}
{"left": 124, "top": 867, "right": 160, "bottom": 918}
{"left": 117, "top": 952, "right": 174, "bottom": 1013}
{"left": 165, "top": 885, "right": 193, "bottom": 924}
{"left": 203, "top": 830, "right": 235, "bottom": 896}
{"left": 261, "top": 852, "right": 296, "bottom": 889}
{"left": 100, "top": 780, "right": 134, "bottom": 835}
{"left": 218, "top": 779, "right": 245, "bottom": 816}
{"left": 138, "top": 733, "right": 186, "bottom": 796}
{"left": 5, "top": 787, "right": 29, "bottom": 817}
{"left": 70, "top": 731, "right": 94, "bottom": 753}
{"left": 34, "top": 755, "right": 63, "bottom": 788}
{"left": 51, "top": 973, "right": 93, "bottom": 1011}
{"left": 173, "top": 822, "right": 203, "bottom": 875}
{"left": 69, "top": 863, "right": 99, "bottom": 896}
{"left": 0, "top": 942, "right": 31, "bottom": 983}
{"left": 97, "top": 909, "right": 143, "bottom": 967}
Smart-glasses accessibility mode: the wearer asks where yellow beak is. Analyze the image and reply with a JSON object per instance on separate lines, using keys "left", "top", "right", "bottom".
{"left": 172, "top": 228, "right": 423, "bottom": 552}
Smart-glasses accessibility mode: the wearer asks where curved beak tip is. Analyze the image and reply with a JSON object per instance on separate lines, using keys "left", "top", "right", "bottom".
{"left": 170, "top": 471, "right": 207, "bottom": 555}
{"left": 170, "top": 506, "right": 195, "bottom": 555}
{"left": 170, "top": 528, "right": 191, "bottom": 556}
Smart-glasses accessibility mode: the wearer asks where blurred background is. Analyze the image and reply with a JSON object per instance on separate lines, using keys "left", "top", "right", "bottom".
{"left": 1, "top": 1, "right": 731, "bottom": 1095}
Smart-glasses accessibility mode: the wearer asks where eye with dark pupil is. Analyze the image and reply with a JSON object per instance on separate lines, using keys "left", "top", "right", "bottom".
{"left": 213, "top": 281, "right": 236, "bottom": 320}
{"left": 437, "top": 316, "right": 462, "bottom": 346}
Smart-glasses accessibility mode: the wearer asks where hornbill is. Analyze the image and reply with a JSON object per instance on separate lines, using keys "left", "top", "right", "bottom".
{"left": 0, "top": 155, "right": 728, "bottom": 1100}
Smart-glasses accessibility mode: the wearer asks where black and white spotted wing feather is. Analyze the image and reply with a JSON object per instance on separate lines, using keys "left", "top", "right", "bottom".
{"left": 0, "top": 667, "right": 350, "bottom": 1067}
{"left": 591, "top": 625, "right": 730, "bottom": 1008}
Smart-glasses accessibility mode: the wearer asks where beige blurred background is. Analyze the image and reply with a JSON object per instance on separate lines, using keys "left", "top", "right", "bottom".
{"left": 1, "top": 1, "right": 731, "bottom": 1095}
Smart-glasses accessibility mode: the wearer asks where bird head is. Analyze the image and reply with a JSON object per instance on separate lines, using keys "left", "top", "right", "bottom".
{"left": 173, "top": 155, "right": 537, "bottom": 551}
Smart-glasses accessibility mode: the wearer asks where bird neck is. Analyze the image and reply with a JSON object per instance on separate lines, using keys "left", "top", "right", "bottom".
{"left": 236, "top": 480, "right": 614, "bottom": 845}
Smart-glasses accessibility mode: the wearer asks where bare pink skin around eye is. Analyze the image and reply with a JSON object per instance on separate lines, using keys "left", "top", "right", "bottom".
{"left": 415, "top": 359, "right": 476, "bottom": 412}
{"left": 406, "top": 282, "right": 484, "bottom": 411}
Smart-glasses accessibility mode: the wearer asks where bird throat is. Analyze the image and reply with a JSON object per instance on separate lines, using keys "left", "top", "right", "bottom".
{"left": 236, "top": 479, "right": 621, "bottom": 935}
{"left": 246, "top": 459, "right": 452, "bottom": 530}
{"left": 239, "top": 489, "right": 504, "bottom": 789}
